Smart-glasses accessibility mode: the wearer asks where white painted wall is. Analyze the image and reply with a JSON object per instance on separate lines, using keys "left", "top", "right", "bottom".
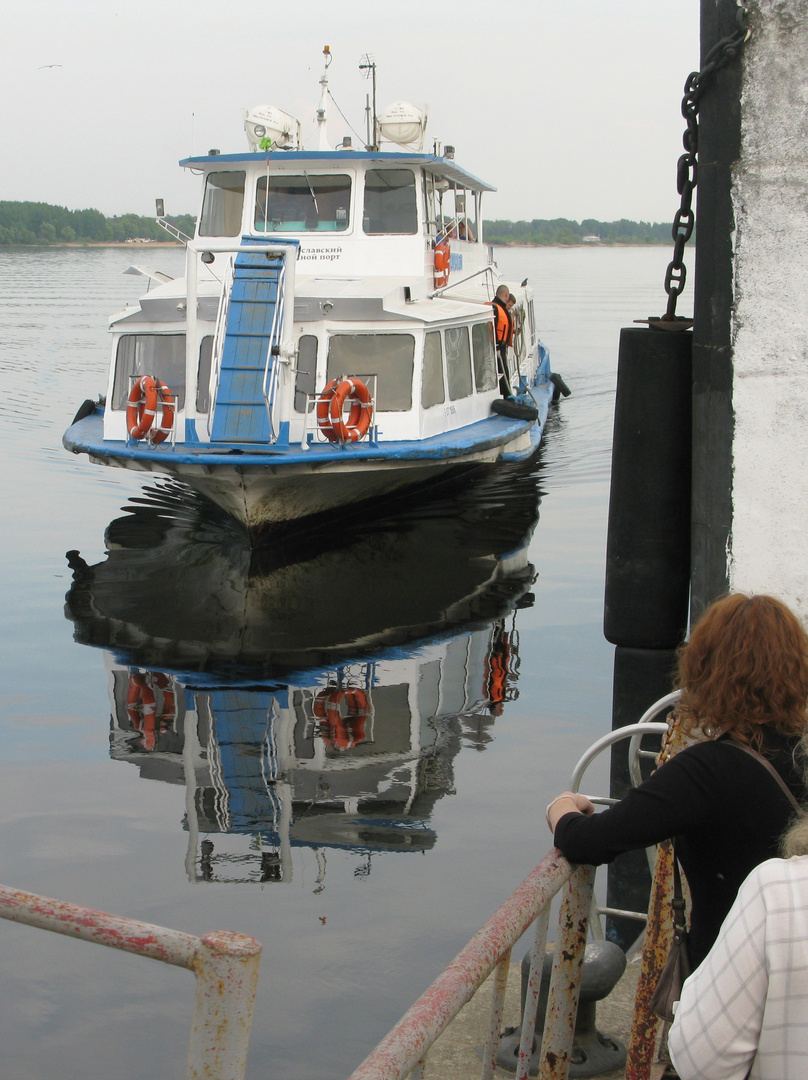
{"left": 729, "top": 0, "right": 808, "bottom": 613}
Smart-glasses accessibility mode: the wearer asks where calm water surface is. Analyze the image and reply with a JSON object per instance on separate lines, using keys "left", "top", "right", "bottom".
{"left": 0, "top": 244, "right": 690, "bottom": 1080}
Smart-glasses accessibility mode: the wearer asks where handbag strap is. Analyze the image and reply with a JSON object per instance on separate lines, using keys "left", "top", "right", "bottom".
{"left": 725, "top": 738, "right": 802, "bottom": 813}
{"left": 670, "top": 847, "right": 687, "bottom": 936}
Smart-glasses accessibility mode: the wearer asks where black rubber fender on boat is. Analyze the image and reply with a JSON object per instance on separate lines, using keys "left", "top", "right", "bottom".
{"left": 71, "top": 398, "right": 101, "bottom": 425}
{"left": 603, "top": 327, "right": 692, "bottom": 649}
{"left": 491, "top": 398, "right": 539, "bottom": 422}
{"left": 550, "top": 372, "right": 571, "bottom": 400}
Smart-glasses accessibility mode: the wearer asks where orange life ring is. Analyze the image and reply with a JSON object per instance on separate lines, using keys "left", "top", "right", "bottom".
{"left": 127, "top": 375, "right": 175, "bottom": 444}
{"left": 316, "top": 377, "right": 373, "bottom": 443}
{"left": 313, "top": 687, "right": 369, "bottom": 750}
{"left": 434, "top": 239, "right": 450, "bottom": 289}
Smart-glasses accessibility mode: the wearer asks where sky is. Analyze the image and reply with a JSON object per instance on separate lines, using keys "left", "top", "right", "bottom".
{"left": 1, "top": 0, "right": 700, "bottom": 224}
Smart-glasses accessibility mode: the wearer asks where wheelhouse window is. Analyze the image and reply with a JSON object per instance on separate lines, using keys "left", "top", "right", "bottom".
{"left": 199, "top": 172, "right": 246, "bottom": 237}
{"left": 472, "top": 322, "right": 497, "bottom": 392}
{"left": 112, "top": 335, "right": 186, "bottom": 410}
{"left": 327, "top": 334, "right": 415, "bottom": 411}
{"left": 421, "top": 331, "right": 445, "bottom": 408}
{"left": 363, "top": 170, "right": 417, "bottom": 234}
{"left": 254, "top": 174, "right": 351, "bottom": 232}
{"left": 445, "top": 327, "right": 472, "bottom": 400}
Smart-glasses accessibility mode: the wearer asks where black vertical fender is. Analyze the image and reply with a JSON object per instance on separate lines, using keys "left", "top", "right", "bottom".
{"left": 604, "top": 327, "right": 692, "bottom": 648}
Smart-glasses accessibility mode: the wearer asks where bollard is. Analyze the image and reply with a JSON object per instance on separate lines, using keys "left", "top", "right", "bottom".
{"left": 496, "top": 941, "right": 627, "bottom": 1077}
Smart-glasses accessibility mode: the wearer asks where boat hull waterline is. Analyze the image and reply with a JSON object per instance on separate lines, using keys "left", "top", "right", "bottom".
{"left": 65, "top": 405, "right": 546, "bottom": 525}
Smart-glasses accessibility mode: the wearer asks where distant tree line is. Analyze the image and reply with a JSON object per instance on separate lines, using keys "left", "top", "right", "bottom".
{"left": 0, "top": 201, "right": 196, "bottom": 245}
{"left": 0, "top": 202, "right": 671, "bottom": 247}
{"left": 483, "top": 218, "right": 674, "bottom": 245}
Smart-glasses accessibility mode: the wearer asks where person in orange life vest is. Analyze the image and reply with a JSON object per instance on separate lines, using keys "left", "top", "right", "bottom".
{"left": 491, "top": 285, "right": 513, "bottom": 396}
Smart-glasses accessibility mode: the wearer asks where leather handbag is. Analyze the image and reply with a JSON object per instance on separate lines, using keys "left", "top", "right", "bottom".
{"left": 650, "top": 852, "right": 691, "bottom": 1022}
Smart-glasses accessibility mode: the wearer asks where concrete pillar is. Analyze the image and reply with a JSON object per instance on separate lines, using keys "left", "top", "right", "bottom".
{"left": 728, "top": 0, "right": 808, "bottom": 613}
{"left": 694, "top": 0, "right": 808, "bottom": 618}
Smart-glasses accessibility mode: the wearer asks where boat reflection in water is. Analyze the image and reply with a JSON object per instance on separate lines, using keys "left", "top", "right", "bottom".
{"left": 64, "top": 460, "right": 543, "bottom": 885}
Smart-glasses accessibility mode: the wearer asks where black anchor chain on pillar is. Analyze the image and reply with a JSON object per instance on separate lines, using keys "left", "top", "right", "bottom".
{"left": 653, "top": 5, "right": 750, "bottom": 328}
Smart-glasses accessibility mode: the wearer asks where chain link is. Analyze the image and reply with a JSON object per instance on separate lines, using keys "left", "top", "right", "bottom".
{"left": 659, "top": 5, "right": 749, "bottom": 324}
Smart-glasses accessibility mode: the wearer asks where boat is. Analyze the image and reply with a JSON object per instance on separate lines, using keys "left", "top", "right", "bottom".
{"left": 63, "top": 48, "right": 566, "bottom": 530}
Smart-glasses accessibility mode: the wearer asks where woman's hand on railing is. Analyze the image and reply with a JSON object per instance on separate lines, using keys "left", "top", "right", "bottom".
{"left": 545, "top": 791, "right": 596, "bottom": 832}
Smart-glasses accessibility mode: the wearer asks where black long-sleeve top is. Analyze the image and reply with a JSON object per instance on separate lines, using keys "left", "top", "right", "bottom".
{"left": 553, "top": 731, "right": 804, "bottom": 967}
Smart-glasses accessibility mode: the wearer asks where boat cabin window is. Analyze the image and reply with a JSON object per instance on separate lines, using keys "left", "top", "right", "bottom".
{"left": 421, "top": 331, "right": 445, "bottom": 408}
{"left": 363, "top": 170, "right": 418, "bottom": 235}
{"left": 199, "top": 172, "right": 246, "bottom": 237}
{"left": 438, "top": 185, "right": 476, "bottom": 242}
{"left": 423, "top": 173, "right": 438, "bottom": 239}
{"left": 527, "top": 299, "right": 536, "bottom": 344}
{"left": 254, "top": 174, "right": 351, "bottom": 232}
{"left": 472, "top": 322, "right": 497, "bottom": 392}
{"left": 445, "top": 327, "right": 473, "bottom": 400}
{"left": 112, "top": 334, "right": 187, "bottom": 410}
{"left": 326, "top": 334, "right": 415, "bottom": 411}
{"left": 196, "top": 336, "right": 214, "bottom": 413}
{"left": 294, "top": 335, "right": 318, "bottom": 412}
{"left": 512, "top": 307, "right": 526, "bottom": 361}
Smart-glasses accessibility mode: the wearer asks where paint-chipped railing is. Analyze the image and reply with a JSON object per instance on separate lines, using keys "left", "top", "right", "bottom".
{"left": 347, "top": 851, "right": 595, "bottom": 1080}
{"left": 0, "top": 884, "right": 261, "bottom": 1080}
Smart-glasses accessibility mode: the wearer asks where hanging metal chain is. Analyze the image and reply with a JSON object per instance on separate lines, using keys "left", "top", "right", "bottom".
{"left": 655, "top": 5, "right": 750, "bottom": 327}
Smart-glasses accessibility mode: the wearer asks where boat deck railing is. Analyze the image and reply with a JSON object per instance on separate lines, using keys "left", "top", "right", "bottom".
{"left": 299, "top": 373, "right": 380, "bottom": 449}
{"left": 206, "top": 253, "right": 236, "bottom": 439}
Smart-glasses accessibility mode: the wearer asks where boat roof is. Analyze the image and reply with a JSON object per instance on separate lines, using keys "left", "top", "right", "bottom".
{"left": 179, "top": 150, "right": 496, "bottom": 193}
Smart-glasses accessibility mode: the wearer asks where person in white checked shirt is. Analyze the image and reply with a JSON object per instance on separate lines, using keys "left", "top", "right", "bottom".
{"left": 669, "top": 814, "right": 808, "bottom": 1080}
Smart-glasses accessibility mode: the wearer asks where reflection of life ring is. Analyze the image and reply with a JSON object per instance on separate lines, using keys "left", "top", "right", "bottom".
{"left": 316, "top": 378, "right": 373, "bottom": 443}
{"left": 153, "top": 673, "right": 176, "bottom": 724}
{"left": 313, "top": 687, "right": 369, "bottom": 750}
{"left": 434, "top": 240, "right": 450, "bottom": 289}
{"left": 127, "top": 673, "right": 157, "bottom": 749}
{"left": 126, "top": 375, "right": 175, "bottom": 444}
{"left": 484, "top": 624, "right": 511, "bottom": 717}
{"left": 126, "top": 672, "right": 176, "bottom": 751}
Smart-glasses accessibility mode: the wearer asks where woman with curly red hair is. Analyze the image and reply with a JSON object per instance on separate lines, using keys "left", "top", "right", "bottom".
{"left": 546, "top": 592, "right": 808, "bottom": 969}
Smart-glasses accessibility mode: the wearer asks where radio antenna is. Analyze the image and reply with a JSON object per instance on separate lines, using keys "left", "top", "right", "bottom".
{"left": 359, "top": 54, "right": 378, "bottom": 150}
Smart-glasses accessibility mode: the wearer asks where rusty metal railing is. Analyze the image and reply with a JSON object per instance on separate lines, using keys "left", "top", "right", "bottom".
{"left": 348, "top": 698, "right": 683, "bottom": 1080}
{"left": 347, "top": 851, "right": 595, "bottom": 1080}
{"left": 0, "top": 884, "right": 262, "bottom": 1080}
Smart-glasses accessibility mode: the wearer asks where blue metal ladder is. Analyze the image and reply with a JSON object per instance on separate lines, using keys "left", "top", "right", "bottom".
{"left": 210, "top": 245, "right": 291, "bottom": 443}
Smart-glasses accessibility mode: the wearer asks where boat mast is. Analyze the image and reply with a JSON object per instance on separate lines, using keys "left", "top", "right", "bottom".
{"left": 316, "top": 45, "right": 332, "bottom": 151}
{"left": 359, "top": 54, "right": 378, "bottom": 150}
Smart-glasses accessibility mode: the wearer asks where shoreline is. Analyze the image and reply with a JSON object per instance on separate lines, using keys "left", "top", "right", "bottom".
{"left": 0, "top": 239, "right": 670, "bottom": 250}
